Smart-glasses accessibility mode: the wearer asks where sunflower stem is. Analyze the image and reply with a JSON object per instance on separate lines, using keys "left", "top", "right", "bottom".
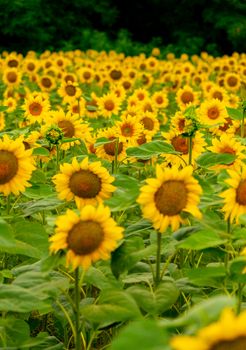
{"left": 155, "top": 232, "right": 162, "bottom": 287}
{"left": 74, "top": 267, "right": 81, "bottom": 350}
{"left": 6, "top": 195, "right": 11, "bottom": 215}
{"left": 188, "top": 135, "right": 193, "bottom": 166}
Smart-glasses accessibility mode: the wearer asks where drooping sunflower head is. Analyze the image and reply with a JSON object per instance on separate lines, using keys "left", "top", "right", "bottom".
{"left": 0, "top": 134, "right": 36, "bottom": 196}
{"left": 171, "top": 308, "right": 246, "bottom": 350}
{"left": 53, "top": 156, "right": 116, "bottom": 209}
{"left": 49, "top": 204, "right": 123, "bottom": 270}
{"left": 137, "top": 165, "right": 202, "bottom": 232}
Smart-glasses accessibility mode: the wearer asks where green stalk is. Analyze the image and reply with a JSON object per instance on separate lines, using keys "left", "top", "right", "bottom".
{"left": 74, "top": 268, "right": 81, "bottom": 350}
{"left": 155, "top": 232, "right": 162, "bottom": 287}
{"left": 56, "top": 144, "right": 60, "bottom": 171}
{"left": 224, "top": 218, "right": 231, "bottom": 269}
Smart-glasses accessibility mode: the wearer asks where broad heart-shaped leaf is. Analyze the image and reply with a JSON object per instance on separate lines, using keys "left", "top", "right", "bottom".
{"left": 160, "top": 295, "right": 236, "bottom": 331}
{"left": 126, "top": 140, "right": 177, "bottom": 159}
{"left": 127, "top": 280, "right": 179, "bottom": 315}
{"left": 32, "top": 147, "right": 50, "bottom": 156}
{"left": 196, "top": 152, "right": 236, "bottom": 167}
{"left": 0, "top": 218, "right": 16, "bottom": 248}
{"left": 13, "top": 220, "right": 49, "bottom": 257}
{"left": 109, "top": 319, "right": 169, "bottom": 350}
{"left": 226, "top": 107, "right": 243, "bottom": 120}
{"left": 177, "top": 229, "right": 227, "bottom": 250}
{"left": 84, "top": 266, "right": 121, "bottom": 290}
{"left": 185, "top": 265, "right": 226, "bottom": 287}
{"left": 229, "top": 257, "right": 246, "bottom": 283}
{"left": 81, "top": 290, "right": 141, "bottom": 328}
{"left": 105, "top": 174, "right": 140, "bottom": 212}
{"left": 0, "top": 318, "right": 30, "bottom": 347}
{"left": 19, "top": 196, "right": 63, "bottom": 215}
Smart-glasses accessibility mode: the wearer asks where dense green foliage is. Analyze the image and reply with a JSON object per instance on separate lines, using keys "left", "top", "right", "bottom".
{"left": 0, "top": 0, "right": 245, "bottom": 55}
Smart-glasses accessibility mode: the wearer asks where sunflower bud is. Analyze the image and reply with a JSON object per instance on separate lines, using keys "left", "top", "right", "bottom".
{"left": 45, "top": 125, "right": 63, "bottom": 145}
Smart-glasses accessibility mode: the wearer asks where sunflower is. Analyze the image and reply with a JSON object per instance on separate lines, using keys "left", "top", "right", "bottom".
{"left": 3, "top": 68, "right": 21, "bottom": 87}
{"left": 198, "top": 99, "right": 228, "bottom": 127}
{"left": 171, "top": 111, "right": 189, "bottom": 134}
{"left": 207, "top": 134, "right": 245, "bottom": 171}
{"left": 53, "top": 157, "right": 116, "bottom": 209}
{"left": 95, "top": 127, "right": 127, "bottom": 163}
{"left": 176, "top": 85, "right": 199, "bottom": 110}
{"left": 3, "top": 97, "right": 17, "bottom": 113}
{"left": 97, "top": 92, "right": 121, "bottom": 118}
{"left": 162, "top": 130, "right": 206, "bottom": 167}
{"left": 44, "top": 110, "right": 91, "bottom": 150}
{"left": 224, "top": 73, "right": 241, "bottom": 92}
{"left": 38, "top": 75, "right": 55, "bottom": 92}
{"left": 138, "top": 111, "right": 160, "bottom": 137}
{"left": 62, "top": 72, "right": 77, "bottom": 84}
{"left": 171, "top": 308, "right": 246, "bottom": 350}
{"left": 132, "top": 88, "right": 150, "bottom": 102}
{"left": 4, "top": 53, "right": 21, "bottom": 68}
{"left": 49, "top": 204, "right": 123, "bottom": 270}
{"left": 58, "top": 81, "right": 82, "bottom": 103}
{"left": 115, "top": 114, "right": 144, "bottom": 145}
{"left": 78, "top": 67, "right": 95, "bottom": 84}
{"left": 23, "top": 58, "right": 39, "bottom": 75}
{"left": 23, "top": 94, "right": 50, "bottom": 124}
{"left": 0, "top": 135, "right": 36, "bottom": 196}
{"left": 137, "top": 165, "right": 202, "bottom": 232}
{"left": 82, "top": 93, "right": 100, "bottom": 119}
{"left": 208, "top": 85, "right": 229, "bottom": 105}
{"left": 220, "top": 166, "right": 246, "bottom": 223}
{"left": 151, "top": 90, "right": 169, "bottom": 109}
{"left": 108, "top": 67, "right": 123, "bottom": 82}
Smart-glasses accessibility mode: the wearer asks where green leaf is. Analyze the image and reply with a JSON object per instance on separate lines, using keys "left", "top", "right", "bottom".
{"left": 24, "top": 185, "right": 54, "bottom": 199}
{"left": 20, "top": 196, "right": 63, "bottom": 215}
{"left": 196, "top": 152, "right": 236, "bottom": 167}
{"left": 109, "top": 319, "right": 168, "bottom": 350}
{"left": 185, "top": 266, "right": 226, "bottom": 287}
{"left": 226, "top": 107, "right": 243, "bottom": 120}
{"left": 126, "top": 140, "right": 177, "bottom": 159}
{"left": 94, "top": 137, "right": 113, "bottom": 147}
{"left": 128, "top": 280, "right": 179, "bottom": 315}
{"left": 0, "top": 105, "right": 8, "bottom": 112}
{"left": 229, "top": 257, "right": 246, "bottom": 283}
{"left": 160, "top": 295, "right": 236, "bottom": 330}
{"left": 0, "top": 219, "right": 16, "bottom": 248}
{"left": 32, "top": 147, "right": 50, "bottom": 156}
{"left": 178, "top": 229, "right": 227, "bottom": 250}
{"left": 82, "top": 290, "right": 141, "bottom": 328}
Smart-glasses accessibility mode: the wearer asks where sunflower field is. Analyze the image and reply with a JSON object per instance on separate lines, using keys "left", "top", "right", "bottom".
{"left": 1, "top": 49, "right": 246, "bottom": 350}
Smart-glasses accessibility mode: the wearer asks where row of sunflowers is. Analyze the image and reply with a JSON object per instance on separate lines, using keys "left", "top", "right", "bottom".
{"left": 1, "top": 48, "right": 246, "bottom": 349}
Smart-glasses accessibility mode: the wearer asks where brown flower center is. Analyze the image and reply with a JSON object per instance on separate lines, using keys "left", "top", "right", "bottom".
{"left": 213, "top": 91, "right": 223, "bottom": 101}
{"left": 181, "top": 91, "right": 194, "bottom": 104}
{"left": 227, "top": 76, "right": 238, "bottom": 87}
{"left": 7, "top": 72, "right": 17, "bottom": 83}
{"left": 104, "top": 138, "right": 123, "bottom": 156}
{"left": 236, "top": 180, "right": 246, "bottom": 205}
{"left": 104, "top": 100, "right": 115, "bottom": 111}
{"left": 137, "top": 133, "right": 147, "bottom": 145}
{"left": 29, "top": 102, "right": 42, "bottom": 116}
{"left": 211, "top": 336, "right": 246, "bottom": 350}
{"left": 41, "top": 77, "right": 52, "bottom": 88}
{"left": 110, "top": 69, "right": 122, "bottom": 80}
{"left": 123, "top": 81, "right": 131, "bottom": 90}
{"left": 27, "top": 63, "right": 35, "bottom": 71}
{"left": 65, "top": 85, "right": 76, "bottom": 96}
{"left": 83, "top": 71, "right": 91, "bottom": 80}
{"left": 220, "top": 146, "right": 235, "bottom": 155}
{"left": 67, "top": 220, "right": 104, "bottom": 255}
{"left": 72, "top": 105, "right": 79, "bottom": 114}
{"left": 69, "top": 170, "right": 101, "bottom": 198}
{"left": 143, "top": 103, "right": 153, "bottom": 112}
{"left": 178, "top": 119, "right": 185, "bottom": 131}
{"left": 219, "top": 118, "right": 232, "bottom": 131}
{"left": 121, "top": 123, "right": 133, "bottom": 137}
{"left": 156, "top": 96, "right": 163, "bottom": 104}
{"left": 155, "top": 180, "right": 187, "bottom": 216}
{"left": 8, "top": 59, "right": 18, "bottom": 67}
{"left": 137, "top": 93, "right": 145, "bottom": 101}
{"left": 0, "top": 150, "right": 18, "bottom": 184}
{"left": 58, "top": 120, "right": 75, "bottom": 137}
{"left": 171, "top": 136, "right": 189, "bottom": 154}
{"left": 65, "top": 75, "right": 75, "bottom": 83}
{"left": 141, "top": 117, "right": 154, "bottom": 130}
{"left": 207, "top": 107, "right": 219, "bottom": 120}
